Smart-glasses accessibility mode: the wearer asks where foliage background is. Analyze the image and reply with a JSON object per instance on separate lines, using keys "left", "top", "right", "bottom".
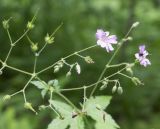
{"left": 0, "top": 0, "right": 160, "bottom": 129}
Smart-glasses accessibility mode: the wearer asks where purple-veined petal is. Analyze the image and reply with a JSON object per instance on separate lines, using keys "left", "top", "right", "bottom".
{"left": 96, "top": 29, "right": 106, "bottom": 39}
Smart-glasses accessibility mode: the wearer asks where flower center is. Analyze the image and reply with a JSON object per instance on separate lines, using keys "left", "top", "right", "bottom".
{"left": 139, "top": 53, "right": 143, "bottom": 57}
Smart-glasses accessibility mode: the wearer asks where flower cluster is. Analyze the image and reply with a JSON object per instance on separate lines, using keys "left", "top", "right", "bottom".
{"left": 96, "top": 29, "right": 151, "bottom": 67}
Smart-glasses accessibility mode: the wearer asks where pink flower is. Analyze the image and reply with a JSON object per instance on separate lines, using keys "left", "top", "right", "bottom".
{"left": 135, "top": 45, "right": 151, "bottom": 67}
{"left": 96, "top": 29, "right": 117, "bottom": 52}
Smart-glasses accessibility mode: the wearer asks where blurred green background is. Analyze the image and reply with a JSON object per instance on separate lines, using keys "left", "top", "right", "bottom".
{"left": 0, "top": 0, "right": 160, "bottom": 129}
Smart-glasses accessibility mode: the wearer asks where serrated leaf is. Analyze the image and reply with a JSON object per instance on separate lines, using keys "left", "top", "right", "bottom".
{"left": 48, "top": 100, "right": 84, "bottom": 129}
{"left": 31, "top": 81, "right": 47, "bottom": 89}
{"left": 47, "top": 118, "right": 70, "bottom": 129}
{"left": 85, "top": 96, "right": 112, "bottom": 110}
{"left": 49, "top": 100, "right": 73, "bottom": 117}
{"left": 70, "top": 115, "right": 84, "bottom": 129}
{"left": 85, "top": 96, "right": 119, "bottom": 129}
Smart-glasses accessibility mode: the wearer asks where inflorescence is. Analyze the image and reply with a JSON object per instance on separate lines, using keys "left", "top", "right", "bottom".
{"left": 1, "top": 12, "right": 150, "bottom": 119}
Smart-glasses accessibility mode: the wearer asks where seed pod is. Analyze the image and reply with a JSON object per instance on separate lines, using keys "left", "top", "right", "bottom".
{"left": 27, "top": 21, "right": 35, "bottom": 30}
{"left": 2, "top": 20, "right": 9, "bottom": 29}
{"left": 31, "top": 43, "right": 38, "bottom": 52}
{"left": 24, "top": 102, "right": 37, "bottom": 114}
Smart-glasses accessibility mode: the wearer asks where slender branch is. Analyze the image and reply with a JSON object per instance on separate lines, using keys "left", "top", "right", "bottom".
{"left": 6, "top": 29, "right": 13, "bottom": 44}
{"left": 33, "top": 55, "right": 38, "bottom": 73}
{"left": 4, "top": 46, "right": 13, "bottom": 63}
{"left": 5, "top": 64, "right": 32, "bottom": 76}
{"left": 55, "top": 91, "right": 79, "bottom": 111}
{"left": 37, "top": 45, "right": 97, "bottom": 75}
{"left": 118, "top": 72, "right": 132, "bottom": 79}
{"left": 13, "top": 29, "right": 30, "bottom": 45}
{"left": 38, "top": 42, "right": 48, "bottom": 55}
{"left": 61, "top": 65, "right": 130, "bottom": 92}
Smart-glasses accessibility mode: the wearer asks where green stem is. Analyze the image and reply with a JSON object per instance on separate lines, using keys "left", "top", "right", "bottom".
{"left": 55, "top": 91, "right": 79, "bottom": 111}
{"left": 37, "top": 44, "right": 97, "bottom": 75}
{"left": 61, "top": 65, "right": 129, "bottom": 92}
{"left": 5, "top": 64, "right": 32, "bottom": 76}
{"left": 13, "top": 29, "right": 30, "bottom": 45}
{"left": 4, "top": 46, "right": 13, "bottom": 63}
{"left": 118, "top": 72, "right": 132, "bottom": 79}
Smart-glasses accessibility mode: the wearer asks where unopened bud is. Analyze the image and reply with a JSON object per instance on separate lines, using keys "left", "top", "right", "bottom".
{"left": 131, "top": 77, "right": 143, "bottom": 85}
{"left": 132, "top": 22, "right": 140, "bottom": 28}
{"left": 27, "top": 21, "right": 34, "bottom": 30}
{"left": 117, "top": 86, "right": 123, "bottom": 95}
{"left": 100, "top": 81, "right": 108, "bottom": 90}
{"left": 112, "top": 85, "right": 117, "bottom": 93}
{"left": 84, "top": 56, "right": 94, "bottom": 64}
{"left": 75, "top": 63, "right": 81, "bottom": 74}
{"left": 54, "top": 65, "right": 60, "bottom": 73}
{"left": 3, "top": 95, "right": 11, "bottom": 101}
{"left": 126, "top": 36, "right": 133, "bottom": 41}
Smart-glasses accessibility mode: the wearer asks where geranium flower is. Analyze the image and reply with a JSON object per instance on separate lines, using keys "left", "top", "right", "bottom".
{"left": 96, "top": 29, "right": 117, "bottom": 52}
{"left": 135, "top": 45, "right": 151, "bottom": 67}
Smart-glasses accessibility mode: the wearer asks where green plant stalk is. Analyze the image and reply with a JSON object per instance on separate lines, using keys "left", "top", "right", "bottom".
{"left": 37, "top": 44, "right": 97, "bottom": 74}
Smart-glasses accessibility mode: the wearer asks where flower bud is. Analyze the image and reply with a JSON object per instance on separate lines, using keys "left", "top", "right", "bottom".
{"left": 100, "top": 81, "right": 108, "bottom": 90}
{"left": 27, "top": 21, "right": 34, "bottom": 30}
{"left": 24, "top": 102, "right": 37, "bottom": 114}
{"left": 3, "top": 95, "right": 11, "bottom": 101}
{"left": 131, "top": 77, "right": 142, "bottom": 85}
{"left": 54, "top": 66, "right": 59, "bottom": 73}
{"left": 75, "top": 63, "right": 81, "bottom": 74}
{"left": 84, "top": 56, "right": 94, "bottom": 64}
{"left": 2, "top": 20, "right": 9, "bottom": 29}
{"left": 66, "top": 71, "right": 71, "bottom": 77}
{"left": 126, "top": 36, "right": 133, "bottom": 41}
{"left": 39, "top": 105, "right": 47, "bottom": 111}
{"left": 31, "top": 43, "right": 38, "bottom": 52}
{"left": 45, "top": 34, "right": 54, "bottom": 44}
{"left": 132, "top": 22, "right": 140, "bottom": 28}
{"left": 112, "top": 85, "right": 117, "bottom": 93}
{"left": 117, "top": 86, "right": 123, "bottom": 95}
{"left": 49, "top": 87, "right": 54, "bottom": 92}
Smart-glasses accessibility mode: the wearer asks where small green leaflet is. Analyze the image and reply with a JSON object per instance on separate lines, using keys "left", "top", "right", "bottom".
{"left": 85, "top": 96, "right": 119, "bottom": 129}
{"left": 30, "top": 80, "right": 49, "bottom": 98}
{"left": 48, "top": 100, "right": 84, "bottom": 129}
{"left": 31, "top": 79, "right": 60, "bottom": 98}
{"left": 47, "top": 96, "right": 119, "bottom": 129}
